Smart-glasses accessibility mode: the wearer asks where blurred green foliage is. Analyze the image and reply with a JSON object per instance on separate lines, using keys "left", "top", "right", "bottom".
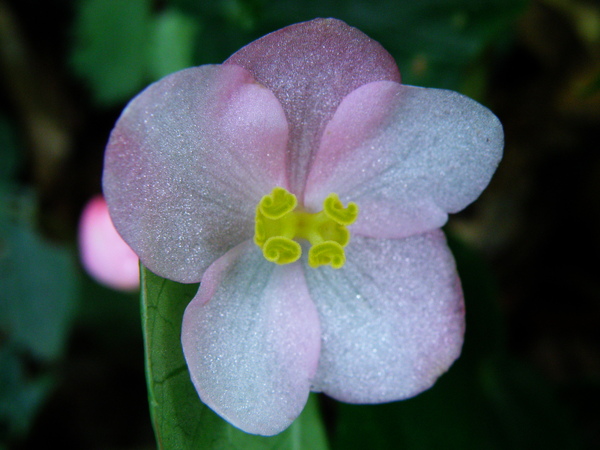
{"left": 149, "top": 9, "right": 200, "bottom": 81}
{"left": 0, "top": 115, "right": 79, "bottom": 442}
{"left": 70, "top": 0, "right": 526, "bottom": 106}
{"left": 0, "top": 208, "right": 78, "bottom": 362}
{"left": 71, "top": 0, "right": 152, "bottom": 105}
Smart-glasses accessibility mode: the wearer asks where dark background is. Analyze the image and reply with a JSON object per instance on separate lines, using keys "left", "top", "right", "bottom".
{"left": 1, "top": 0, "right": 598, "bottom": 448}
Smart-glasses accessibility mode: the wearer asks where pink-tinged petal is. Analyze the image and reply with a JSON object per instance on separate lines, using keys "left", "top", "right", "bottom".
{"left": 305, "top": 230, "right": 464, "bottom": 403}
{"left": 78, "top": 195, "right": 139, "bottom": 291}
{"left": 182, "top": 241, "right": 320, "bottom": 436}
{"left": 103, "top": 65, "right": 289, "bottom": 283}
{"left": 304, "top": 81, "right": 503, "bottom": 238}
{"left": 226, "top": 18, "right": 400, "bottom": 196}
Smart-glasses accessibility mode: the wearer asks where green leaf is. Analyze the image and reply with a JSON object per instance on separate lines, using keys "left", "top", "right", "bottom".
{"left": 0, "top": 189, "right": 79, "bottom": 443}
{"left": 0, "top": 193, "right": 79, "bottom": 362}
{"left": 141, "top": 265, "right": 329, "bottom": 449}
{"left": 70, "top": 0, "right": 152, "bottom": 105}
{"left": 0, "top": 346, "right": 55, "bottom": 441}
{"left": 148, "top": 9, "right": 201, "bottom": 81}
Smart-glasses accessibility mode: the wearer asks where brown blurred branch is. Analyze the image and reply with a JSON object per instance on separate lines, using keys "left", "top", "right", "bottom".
{"left": 0, "top": 0, "right": 78, "bottom": 190}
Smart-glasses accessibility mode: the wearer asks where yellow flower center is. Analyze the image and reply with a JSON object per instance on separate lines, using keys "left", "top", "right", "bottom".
{"left": 254, "top": 187, "right": 359, "bottom": 269}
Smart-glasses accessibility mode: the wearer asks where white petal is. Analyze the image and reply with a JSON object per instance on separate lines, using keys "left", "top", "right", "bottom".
{"left": 181, "top": 241, "right": 320, "bottom": 435}
{"left": 305, "top": 81, "right": 503, "bottom": 238}
{"left": 305, "top": 230, "right": 464, "bottom": 402}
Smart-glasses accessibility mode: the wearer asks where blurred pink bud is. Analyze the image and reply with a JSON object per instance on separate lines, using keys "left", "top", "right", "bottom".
{"left": 79, "top": 195, "right": 139, "bottom": 291}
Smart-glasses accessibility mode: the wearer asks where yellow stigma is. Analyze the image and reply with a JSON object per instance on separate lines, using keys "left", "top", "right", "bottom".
{"left": 254, "top": 187, "right": 359, "bottom": 269}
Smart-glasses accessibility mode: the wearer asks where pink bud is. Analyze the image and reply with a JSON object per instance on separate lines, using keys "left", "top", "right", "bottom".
{"left": 79, "top": 195, "right": 139, "bottom": 291}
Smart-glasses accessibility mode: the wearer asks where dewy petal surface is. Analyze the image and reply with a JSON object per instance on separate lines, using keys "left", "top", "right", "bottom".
{"left": 305, "top": 230, "right": 464, "bottom": 403}
{"left": 226, "top": 18, "right": 400, "bottom": 196}
{"left": 305, "top": 81, "right": 503, "bottom": 238}
{"left": 181, "top": 241, "right": 321, "bottom": 436}
{"left": 103, "top": 65, "right": 288, "bottom": 283}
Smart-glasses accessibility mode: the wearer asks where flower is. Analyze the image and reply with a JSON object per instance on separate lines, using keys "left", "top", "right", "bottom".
{"left": 79, "top": 195, "right": 139, "bottom": 291}
{"left": 103, "top": 18, "right": 503, "bottom": 436}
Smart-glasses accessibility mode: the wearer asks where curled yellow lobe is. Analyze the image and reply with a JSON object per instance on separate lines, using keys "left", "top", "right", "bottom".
{"left": 254, "top": 187, "right": 359, "bottom": 269}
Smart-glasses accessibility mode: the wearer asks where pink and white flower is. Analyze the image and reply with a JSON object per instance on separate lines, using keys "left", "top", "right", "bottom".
{"left": 103, "top": 18, "right": 503, "bottom": 435}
